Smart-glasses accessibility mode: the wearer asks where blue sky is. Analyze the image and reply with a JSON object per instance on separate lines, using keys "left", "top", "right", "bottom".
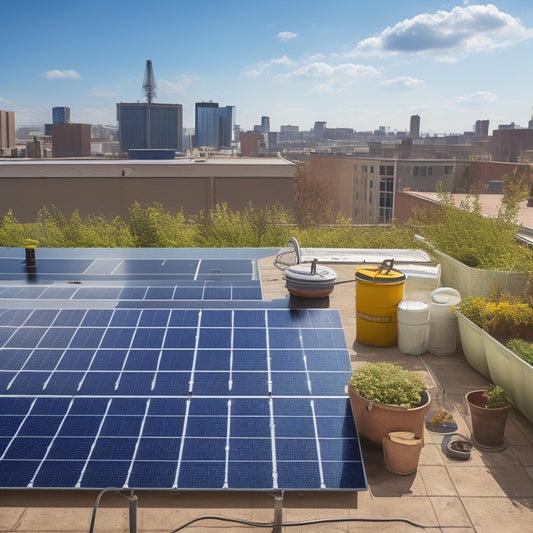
{"left": 2, "top": 1, "right": 533, "bottom": 134}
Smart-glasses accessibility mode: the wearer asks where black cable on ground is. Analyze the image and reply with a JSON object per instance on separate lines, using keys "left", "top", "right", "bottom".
{"left": 89, "top": 487, "right": 130, "bottom": 533}
{"left": 170, "top": 514, "right": 428, "bottom": 532}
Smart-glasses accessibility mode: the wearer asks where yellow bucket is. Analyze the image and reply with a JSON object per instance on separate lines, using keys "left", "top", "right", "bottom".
{"left": 355, "top": 260, "right": 406, "bottom": 346}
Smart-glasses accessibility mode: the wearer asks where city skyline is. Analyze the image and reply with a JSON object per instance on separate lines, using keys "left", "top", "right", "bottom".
{"left": 2, "top": 1, "right": 533, "bottom": 134}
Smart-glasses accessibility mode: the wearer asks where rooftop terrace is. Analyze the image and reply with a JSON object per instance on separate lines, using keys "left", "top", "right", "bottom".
{"left": 0, "top": 247, "right": 532, "bottom": 532}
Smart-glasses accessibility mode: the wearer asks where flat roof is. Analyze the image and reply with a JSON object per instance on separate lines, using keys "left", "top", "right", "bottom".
{"left": 0, "top": 157, "right": 295, "bottom": 166}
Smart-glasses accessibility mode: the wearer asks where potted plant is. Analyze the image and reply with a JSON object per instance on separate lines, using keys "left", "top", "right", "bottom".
{"left": 347, "top": 362, "right": 431, "bottom": 447}
{"left": 466, "top": 385, "right": 511, "bottom": 451}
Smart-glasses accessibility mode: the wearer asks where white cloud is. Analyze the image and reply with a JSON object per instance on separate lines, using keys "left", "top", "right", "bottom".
{"left": 0, "top": 96, "right": 14, "bottom": 106}
{"left": 379, "top": 76, "right": 425, "bottom": 89}
{"left": 277, "top": 62, "right": 380, "bottom": 93}
{"left": 280, "top": 62, "right": 379, "bottom": 80}
{"left": 159, "top": 73, "right": 198, "bottom": 95}
{"left": 242, "top": 55, "right": 295, "bottom": 79}
{"left": 278, "top": 31, "right": 297, "bottom": 41}
{"left": 43, "top": 69, "right": 81, "bottom": 80}
{"left": 90, "top": 88, "right": 119, "bottom": 97}
{"left": 446, "top": 91, "right": 498, "bottom": 105}
{"left": 347, "top": 4, "right": 533, "bottom": 60}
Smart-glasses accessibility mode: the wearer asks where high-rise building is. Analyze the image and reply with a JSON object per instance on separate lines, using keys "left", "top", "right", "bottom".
{"left": 194, "top": 102, "right": 235, "bottom": 148}
{"left": 218, "top": 105, "right": 235, "bottom": 148}
{"left": 261, "top": 116, "right": 270, "bottom": 134}
{"left": 52, "top": 107, "right": 71, "bottom": 124}
{"left": 51, "top": 123, "right": 91, "bottom": 157}
{"left": 0, "top": 110, "right": 15, "bottom": 149}
{"left": 116, "top": 103, "right": 183, "bottom": 153}
{"left": 313, "top": 121, "right": 327, "bottom": 139}
{"left": 409, "top": 115, "right": 420, "bottom": 138}
{"left": 475, "top": 120, "right": 489, "bottom": 136}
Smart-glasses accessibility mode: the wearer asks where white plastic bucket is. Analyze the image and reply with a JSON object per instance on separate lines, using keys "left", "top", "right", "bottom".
{"left": 397, "top": 300, "right": 429, "bottom": 356}
{"left": 428, "top": 288, "right": 461, "bottom": 355}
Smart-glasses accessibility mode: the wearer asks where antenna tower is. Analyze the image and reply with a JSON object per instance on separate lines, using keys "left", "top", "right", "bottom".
{"left": 142, "top": 60, "right": 157, "bottom": 104}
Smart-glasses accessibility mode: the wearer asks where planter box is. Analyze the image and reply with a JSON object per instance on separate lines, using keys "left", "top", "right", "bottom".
{"left": 456, "top": 311, "right": 490, "bottom": 380}
{"left": 457, "top": 311, "right": 533, "bottom": 425}
{"left": 433, "top": 249, "right": 527, "bottom": 298}
{"left": 482, "top": 331, "right": 533, "bottom": 426}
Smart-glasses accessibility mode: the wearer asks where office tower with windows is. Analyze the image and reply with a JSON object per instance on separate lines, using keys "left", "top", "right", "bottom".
{"left": 116, "top": 103, "right": 183, "bottom": 153}
{"left": 409, "top": 114, "right": 420, "bottom": 138}
{"left": 475, "top": 119, "right": 489, "bottom": 136}
{"left": 52, "top": 107, "right": 71, "bottom": 124}
{"left": 51, "top": 123, "right": 91, "bottom": 157}
{"left": 261, "top": 116, "right": 270, "bottom": 134}
{"left": 0, "top": 110, "right": 15, "bottom": 149}
{"left": 194, "top": 102, "right": 235, "bottom": 148}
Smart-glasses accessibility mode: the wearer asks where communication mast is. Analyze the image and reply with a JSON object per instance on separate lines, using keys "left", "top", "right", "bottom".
{"left": 142, "top": 60, "right": 157, "bottom": 104}
{"left": 142, "top": 60, "right": 157, "bottom": 148}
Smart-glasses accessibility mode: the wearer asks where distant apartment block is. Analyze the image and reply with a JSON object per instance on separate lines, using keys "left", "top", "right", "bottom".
{"left": 240, "top": 132, "right": 262, "bottom": 156}
{"left": 310, "top": 154, "right": 470, "bottom": 224}
{"left": 194, "top": 102, "right": 235, "bottom": 148}
{"left": 0, "top": 110, "right": 15, "bottom": 149}
{"left": 492, "top": 128, "right": 533, "bottom": 162}
{"left": 475, "top": 119, "right": 489, "bottom": 136}
{"left": 51, "top": 123, "right": 91, "bottom": 158}
{"left": 117, "top": 103, "right": 183, "bottom": 153}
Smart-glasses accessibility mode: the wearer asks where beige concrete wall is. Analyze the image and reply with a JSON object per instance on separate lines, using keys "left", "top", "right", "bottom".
{"left": 0, "top": 159, "right": 295, "bottom": 221}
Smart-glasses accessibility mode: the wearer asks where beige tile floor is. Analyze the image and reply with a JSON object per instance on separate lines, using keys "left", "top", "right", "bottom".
{"left": 0, "top": 259, "right": 532, "bottom": 532}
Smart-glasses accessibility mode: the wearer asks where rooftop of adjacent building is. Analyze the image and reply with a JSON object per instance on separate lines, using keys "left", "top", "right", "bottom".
{"left": 405, "top": 192, "right": 533, "bottom": 229}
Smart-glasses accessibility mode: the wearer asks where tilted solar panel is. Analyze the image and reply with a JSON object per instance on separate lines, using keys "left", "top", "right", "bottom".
{"left": 0, "top": 307, "right": 366, "bottom": 491}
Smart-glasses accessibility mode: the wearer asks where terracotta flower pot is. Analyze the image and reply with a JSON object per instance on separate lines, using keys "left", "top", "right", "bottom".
{"left": 348, "top": 387, "right": 431, "bottom": 447}
{"left": 466, "top": 390, "right": 511, "bottom": 450}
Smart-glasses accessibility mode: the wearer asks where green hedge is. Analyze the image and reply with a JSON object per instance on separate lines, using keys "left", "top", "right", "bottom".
{"left": 0, "top": 202, "right": 420, "bottom": 249}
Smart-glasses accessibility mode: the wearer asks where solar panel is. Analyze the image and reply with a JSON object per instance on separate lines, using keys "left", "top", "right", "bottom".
{"left": 0, "top": 306, "right": 366, "bottom": 491}
{"left": 0, "top": 281, "right": 263, "bottom": 302}
{"left": 0, "top": 257, "right": 257, "bottom": 282}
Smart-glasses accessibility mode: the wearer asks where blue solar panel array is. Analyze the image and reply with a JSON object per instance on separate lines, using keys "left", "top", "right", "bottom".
{"left": 0, "top": 258, "right": 257, "bottom": 282}
{"left": 0, "top": 281, "right": 263, "bottom": 302}
{"left": 0, "top": 249, "right": 366, "bottom": 492}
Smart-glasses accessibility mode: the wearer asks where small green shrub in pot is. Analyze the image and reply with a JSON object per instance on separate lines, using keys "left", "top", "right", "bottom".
{"left": 482, "top": 385, "right": 510, "bottom": 408}
{"left": 349, "top": 362, "right": 426, "bottom": 408}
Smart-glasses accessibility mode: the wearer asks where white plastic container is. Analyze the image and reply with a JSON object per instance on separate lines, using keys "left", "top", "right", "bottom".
{"left": 428, "top": 287, "right": 461, "bottom": 355}
{"left": 397, "top": 300, "right": 429, "bottom": 356}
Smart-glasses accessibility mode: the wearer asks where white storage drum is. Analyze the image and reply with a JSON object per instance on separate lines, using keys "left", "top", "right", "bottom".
{"left": 397, "top": 300, "right": 429, "bottom": 356}
{"left": 285, "top": 261, "right": 337, "bottom": 298}
{"left": 428, "top": 288, "right": 461, "bottom": 355}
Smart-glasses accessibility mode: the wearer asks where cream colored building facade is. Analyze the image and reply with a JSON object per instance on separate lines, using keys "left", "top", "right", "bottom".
{"left": 310, "top": 154, "right": 470, "bottom": 224}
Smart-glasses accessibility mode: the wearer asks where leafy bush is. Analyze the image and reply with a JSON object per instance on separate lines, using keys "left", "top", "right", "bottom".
{"left": 349, "top": 362, "right": 426, "bottom": 408}
{"left": 506, "top": 339, "right": 533, "bottom": 366}
{"left": 129, "top": 202, "right": 194, "bottom": 247}
{"left": 459, "top": 295, "right": 533, "bottom": 335}
{"left": 408, "top": 177, "right": 533, "bottom": 271}
{"left": 0, "top": 202, "right": 420, "bottom": 249}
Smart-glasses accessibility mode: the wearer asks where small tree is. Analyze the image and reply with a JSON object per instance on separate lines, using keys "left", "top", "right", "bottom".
{"left": 497, "top": 168, "right": 530, "bottom": 223}
{"left": 294, "top": 164, "right": 331, "bottom": 228}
